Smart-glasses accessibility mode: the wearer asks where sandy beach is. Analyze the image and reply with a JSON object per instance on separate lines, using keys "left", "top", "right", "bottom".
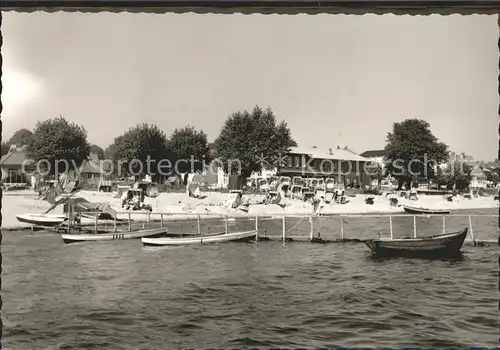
{"left": 2, "top": 189, "right": 498, "bottom": 230}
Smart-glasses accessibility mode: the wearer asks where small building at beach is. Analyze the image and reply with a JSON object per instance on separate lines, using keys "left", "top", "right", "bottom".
{"left": 470, "top": 166, "right": 488, "bottom": 189}
{"left": 79, "top": 153, "right": 113, "bottom": 185}
{"left": 0, "top": 145, "right": 35, "bottom": 187}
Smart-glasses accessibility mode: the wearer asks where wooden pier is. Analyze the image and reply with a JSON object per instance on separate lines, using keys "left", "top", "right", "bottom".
{"left": 52, "top": 207, "right": 499, "bottom": 246}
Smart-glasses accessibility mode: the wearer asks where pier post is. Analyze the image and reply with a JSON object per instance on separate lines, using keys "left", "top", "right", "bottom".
{"left": 225, "top": 216, "right": 228, "bottom": 234}
{"left": 255, "top": 216, "right": 259, "bottom": 242}
{"left": 94, "top": 212, "right": 99, "bottom": 234}
{"left": 160, "top": 213, "right": 164, "bottom": 228}
{"left": 128, "top": 213, "right": 132, "bottom": 232}
{"left": 309, "top": 216, "right": 314, "bottom": 240}
{"left": 468, "top": 215, "right": 475, "bottom": 241}
{"left": 442, "top": 215, "right": 446, "bottom": 234}
{"left": 282, "top": 216, "right": 286, "bottom": 243}
{"left": 68, "top": 204, "right": 72, "bottom": 234}
{"left": 340, "top": 217, "right": 344, "bottom": 241}
{"left": 197, "top": 215, "right": 201, "bottom": 235}
{"left": 413, "top": 215, "right": 417, "bottom": 238}
{"left": 389, "top": 216, "right": 393, "bottom": 240}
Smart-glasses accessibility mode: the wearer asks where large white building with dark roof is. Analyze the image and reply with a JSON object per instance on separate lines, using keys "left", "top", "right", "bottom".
{"left": 278, "top": 145, "right": 373, "bottom": 187}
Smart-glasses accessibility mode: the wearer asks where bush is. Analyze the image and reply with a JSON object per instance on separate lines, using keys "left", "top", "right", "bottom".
{"left": 361, "top": 187, "right": 383, "bottom": 196}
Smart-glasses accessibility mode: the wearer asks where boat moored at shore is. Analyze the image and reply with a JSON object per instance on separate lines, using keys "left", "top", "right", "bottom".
{"left": 61, "top": 227, "right": 168, "bottom": 244}
{"left": 403, "top": 205, "right": 450, "bottom": 215}
{"left": 364, "top": 228, "right": 468, "bottom": 258}
{"left": 16, "top": 213, "right": 67, "bottom": 227}
{"left": 142, "top": 230, "right": 257, "bottom": 246}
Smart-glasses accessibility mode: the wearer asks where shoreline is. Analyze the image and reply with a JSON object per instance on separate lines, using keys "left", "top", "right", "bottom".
{"left": 2, "top": 189, "right": 498, "bottom": 231}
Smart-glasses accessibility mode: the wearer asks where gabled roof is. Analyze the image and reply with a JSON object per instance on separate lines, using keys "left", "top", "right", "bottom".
{"left": 79, "top": 159, "right": 112, "bottom": 174}
{"left": 288, "top": 146, "right": 369, "bottom": 162}
{"left": 0, "top": 148, "right": 31, "bottom": 166}
{"left": 471, "top": 166, "right": 487, "bottom": 179}
{"left": 360, "top": 150, "right": 386, "bottom": 158}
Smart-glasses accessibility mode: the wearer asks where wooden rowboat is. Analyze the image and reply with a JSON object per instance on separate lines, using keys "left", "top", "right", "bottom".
{"left": 142, "top": 230, "right": 257, "bottom": 246}
{"left": 16, "top": 213, "right": 67, "bottom": 227}
{"left": 403, "top": 205, "right": 450, "bottom": 215}
{"left": 365, "top": 228, "right": 468, "bottom": 258}
{"left": 61, "top": 227, "right": 168, "bottom": 244}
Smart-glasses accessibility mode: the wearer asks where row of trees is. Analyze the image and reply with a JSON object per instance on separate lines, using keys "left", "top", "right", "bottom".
{"left": 6, "top": 111, "right": 489, "bottom": 192}
{"left": 17, "top": 106, "right": 296, "bottom": 180}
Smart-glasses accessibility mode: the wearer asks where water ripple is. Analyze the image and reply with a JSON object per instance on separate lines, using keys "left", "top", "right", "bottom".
{"left": 2, "top": 223, "right": 498, "bottom": 349}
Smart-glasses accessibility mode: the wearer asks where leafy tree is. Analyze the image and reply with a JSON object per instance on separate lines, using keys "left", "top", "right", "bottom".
{"left": 434, "top": 166, "right": 449, "bottom": 190}
{"left": 109, "top": 123, "right": 170, "bottom": 180}
{"left": 8, "top": 128, "right": 33, "bottom": 147}
{"left": 90, "top": 144, "right": 105, "bottom": 159}
{"left": 434, "top": 161, "right": 473, "bottom": 191}
{"left": 167, "top": 126, "right": 211, "bottom": 173}
{"left": 384, "top": 118, "right": 449, "bottom": 190}
{"left": 1, "top": 142, "right": 11, "bottom": 156}
{"left": 214, "top": 105, "right": 296, "bottom": 178}
{"left": 1, "top": 128, "right": 34, "bottom": 156}
{"left": 439, "top": 161, "right": 472, "bottom": 192}
{"left": 484, "top": 168, "right": 500, "bottom": 184}
{"left": 104, "top": 141, "right": 119, "bottom": 161}
{"left": 27, "top": 116, "right": 91, "bottom": 175}
{"left": 276, "top": 121, "right": 298, "bottom": 148}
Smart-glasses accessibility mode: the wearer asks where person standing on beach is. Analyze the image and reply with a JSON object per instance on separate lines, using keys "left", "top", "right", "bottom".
{"left": 312, "top": 197, "right": 319, "bottom": 214}
{"left": 316, "top": 196, "right": 325, "bottom": 215}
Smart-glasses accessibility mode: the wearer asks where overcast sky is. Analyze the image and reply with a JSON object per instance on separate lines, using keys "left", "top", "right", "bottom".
{"left": 2, "top": 13, "right": 498, "bottom": 160}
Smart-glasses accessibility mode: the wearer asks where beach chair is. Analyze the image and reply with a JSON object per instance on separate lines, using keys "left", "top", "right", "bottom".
{"left": 302, "top": 187, "right": 314, "bottom": 202}
{"left": 325, "top": 178, "right": 335, "bottom": 192}
{"left": 408, "top": 191, "right": 418, "bottom": 201}
{"left": 309, "top": 178, "right": 319, "bottom": 189}
{"left": 291, "top": 185, "right": 303, "bottom": 200}
{"left": 324, "top": 192, "right": 334, "bottom": 204}
{"left": 258, "top": 179, "right": 270, "bottom": 192}
{"left": 264, "top": 191, "right": 281, "bottom": 205}
{"left": 316, "top": 179, "right": 325, "bottom": 191}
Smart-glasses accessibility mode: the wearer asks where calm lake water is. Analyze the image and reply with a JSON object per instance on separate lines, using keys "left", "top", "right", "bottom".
{"left": 2, "top": 209, "right": 498, "bottom": 349}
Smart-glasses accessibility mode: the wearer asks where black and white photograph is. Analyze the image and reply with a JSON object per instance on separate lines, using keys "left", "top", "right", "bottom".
{"left": 0, "top": 9, "right": 498, "bottom": 349}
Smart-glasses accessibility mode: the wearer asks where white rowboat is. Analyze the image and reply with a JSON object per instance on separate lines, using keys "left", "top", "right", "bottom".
{"left": 62, "top": 227, "right": 168, "bottom": 244}
{"left": 16, "top": 213, "right": 67, "bottom": 227}
{"left": 142, "top": 230, "right": 257, "bottom": 246}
